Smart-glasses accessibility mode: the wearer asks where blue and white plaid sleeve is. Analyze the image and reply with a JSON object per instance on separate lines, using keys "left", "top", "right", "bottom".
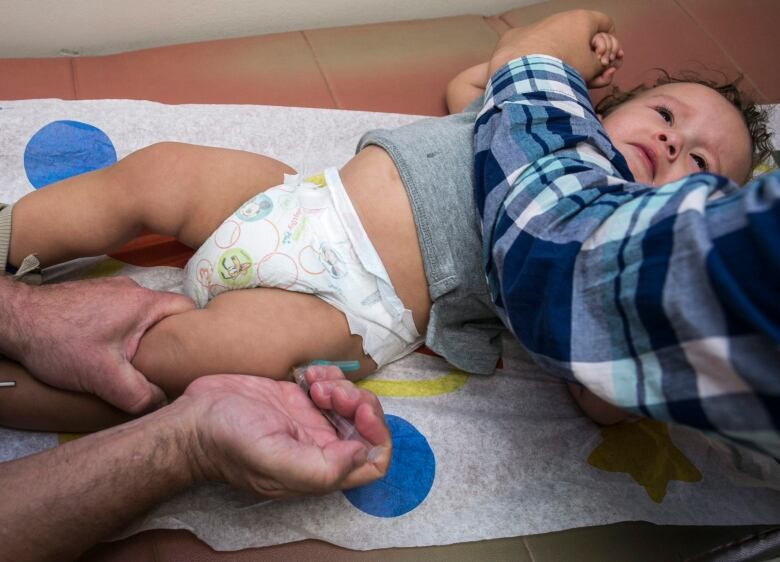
{"left": 474, "top": 55, "right": 780, "bottom": 458}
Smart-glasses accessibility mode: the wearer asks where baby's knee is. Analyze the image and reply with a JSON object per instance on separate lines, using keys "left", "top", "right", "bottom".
{"left": 111, "top": 142, "right": 190, "bottom": 199}
{"left": 111, "top": 142, "right": 205, "bottom": 235}
{"left": 113, "top": 142, "right": 179, "bottom": 181}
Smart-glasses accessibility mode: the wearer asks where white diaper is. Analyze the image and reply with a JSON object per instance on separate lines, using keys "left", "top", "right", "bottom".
{"left": 183, "top": 167, "right": 422, "bottom": 367}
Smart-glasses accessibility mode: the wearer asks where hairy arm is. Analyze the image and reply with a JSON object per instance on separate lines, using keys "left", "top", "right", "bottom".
{"left": 0, "top": 401, "right": 196, "bottom": 561}
{"left": 0, "top": 368, "right": 390, "bottom": 560}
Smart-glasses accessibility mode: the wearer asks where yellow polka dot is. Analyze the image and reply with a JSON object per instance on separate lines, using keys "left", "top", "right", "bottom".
{"left": 357, "top": 370, "right": 469, "bottom": 397}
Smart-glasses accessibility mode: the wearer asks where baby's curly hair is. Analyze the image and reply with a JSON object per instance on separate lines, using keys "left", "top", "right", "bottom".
{"left": 595, "top": 70, "right": 773, "bottom": 172}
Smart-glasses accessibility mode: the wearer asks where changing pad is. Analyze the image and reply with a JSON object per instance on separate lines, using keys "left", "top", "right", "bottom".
{"left": 0, "top": 99, "right": 778, "bottom": 551}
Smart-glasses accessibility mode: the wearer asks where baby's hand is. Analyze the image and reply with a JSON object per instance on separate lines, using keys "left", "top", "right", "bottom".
{"left": 588, "top": 32, "right": 624, "bottom": 88}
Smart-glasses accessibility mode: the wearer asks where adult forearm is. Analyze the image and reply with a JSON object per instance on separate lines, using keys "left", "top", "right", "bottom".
{"left": 0, "top": 274, "right": 33, "bottom": 361}
{"left": 0, "top": 401, "right": 199, "bottom": 561}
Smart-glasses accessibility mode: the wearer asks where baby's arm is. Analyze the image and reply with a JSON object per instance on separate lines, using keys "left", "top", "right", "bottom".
{"left": 446, "top": 62, "right": 488, "bottom": 113}
{"left": 489, "top": 10, "right": 621, "bottom": 86}
{"left": 448, "top": 13, "right": 622, "bottom": 115}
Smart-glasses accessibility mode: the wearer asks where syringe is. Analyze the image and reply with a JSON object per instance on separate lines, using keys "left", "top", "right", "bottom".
{"left": 291, "top": 366, "right": 384, "bottom": 463}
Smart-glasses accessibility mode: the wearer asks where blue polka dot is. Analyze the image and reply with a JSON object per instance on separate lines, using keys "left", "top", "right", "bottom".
{"left": 343, "top": 415, "right": 435, "bottom": 517}
{"left": 24, "top": 120, "right": 117, "bottom": 189}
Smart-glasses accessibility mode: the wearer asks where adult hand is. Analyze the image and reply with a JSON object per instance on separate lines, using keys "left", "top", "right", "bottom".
{"left": 1, "top": 275, "right": 194, "bottom": 414}
{"left": 183, "top": 365, "right": 391, "bottom": 498}
{"left": 489, "top": 10, "right": 618, "bottom": 84}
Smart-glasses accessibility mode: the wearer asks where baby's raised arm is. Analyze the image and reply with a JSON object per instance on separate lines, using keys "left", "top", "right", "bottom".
{"left": 446, "top": 62, "right": 488, "bottom": 113}
{"left": 447, "top": 11, "right": 622, "bottom": 114}
{"left": 488, "top": 10, "right": 622, "bottom": 87}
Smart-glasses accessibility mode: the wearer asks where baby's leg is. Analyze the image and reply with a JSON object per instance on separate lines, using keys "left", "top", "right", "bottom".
{"left": 9, "top": 143, "right": 294, "bottom": 268}
{"left": 132, "top": 288, "right": 376, "bottom": 397}
{"left": 0, "top": 288, "right": 374, "bottom": 432}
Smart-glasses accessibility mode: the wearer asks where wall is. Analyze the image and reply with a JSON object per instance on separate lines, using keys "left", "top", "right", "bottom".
{"left": 0, "top": 0, "right": 538, "bottom": 57}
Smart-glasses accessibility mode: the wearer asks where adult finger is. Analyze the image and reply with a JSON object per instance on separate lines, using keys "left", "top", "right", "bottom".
{"left": 352, "top": 401, "right": 391, "bottom": 453}
{"left": 138, "top": 290, "right": 196, "bottom": 329}
{"left": 322, "top": 385, "right": 390, "bottom": 454}
{"left": 310, "top": 379, "right": 383, "bottom": 420}
{"left": 269, "top": 439, "right": 367, "bottom": 496}
{"left": 304, "top": 364, "right": 346, "bottom": 384}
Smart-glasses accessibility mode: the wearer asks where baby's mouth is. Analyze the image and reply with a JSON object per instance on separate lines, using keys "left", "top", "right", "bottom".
{"left": 631, "top": 143, "right": 657, "bottom": 182}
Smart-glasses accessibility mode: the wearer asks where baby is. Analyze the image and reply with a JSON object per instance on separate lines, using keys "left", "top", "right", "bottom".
{"left": 0, "top": 10, "right": 770, "bottom": 432}
{"left": 448, "top": 28, "right": 772, "bottom": 425}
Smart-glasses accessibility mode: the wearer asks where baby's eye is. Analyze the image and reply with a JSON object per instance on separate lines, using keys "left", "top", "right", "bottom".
{"left": 692, "top": 154, "right": 708, "bottom": 171}
{"left": 655, "top": 106, "right": 673, "bottom": 124}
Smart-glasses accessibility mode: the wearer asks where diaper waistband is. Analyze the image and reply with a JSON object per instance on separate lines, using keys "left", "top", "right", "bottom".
{"left": 293, "top": 168, "right": 420, "bottom": 354}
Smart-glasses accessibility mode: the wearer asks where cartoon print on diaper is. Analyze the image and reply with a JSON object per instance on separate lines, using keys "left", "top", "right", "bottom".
{"left": 234, "top": 193, "right": 273, "bottom": 222}
{"left": 218, "top": 248, "right": 254, "bottom": 288}
{"left": 195, "top": 258, "right": 228, "bottom": 300}
{"left": 277, "top": 193, "right": 298, "bottom": 212}
{"left": 318, "top": 241, "right": 349, "bottom": 279}
{"left": 282, "top": 207, "right": 317, "bottom": 247}
{"left": 361, "top": 290, "right": 382, "bottom": 307}
{"left": 196, "top": 259, "right": 214, "bottom": 288}
{"left": 303, "top": 172, "right": 327, "bottom": 187}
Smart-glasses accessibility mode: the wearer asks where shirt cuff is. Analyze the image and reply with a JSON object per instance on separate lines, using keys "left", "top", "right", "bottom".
{"left": 484, "top": 54, "right": 589, "bottom": 110}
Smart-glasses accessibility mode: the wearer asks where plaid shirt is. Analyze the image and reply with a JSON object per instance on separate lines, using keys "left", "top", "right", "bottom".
{"left": 474, "top": 55, "right": 780, "bottom": 458}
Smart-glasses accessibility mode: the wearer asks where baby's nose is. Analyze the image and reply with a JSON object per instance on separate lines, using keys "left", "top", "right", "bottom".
{"left": 656, "top": 131, "right": 681, "bottom": 158}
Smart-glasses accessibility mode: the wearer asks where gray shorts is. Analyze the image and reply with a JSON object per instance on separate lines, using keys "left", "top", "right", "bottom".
{"left": 357, "top": 106, "right": 505, "bottom": 375}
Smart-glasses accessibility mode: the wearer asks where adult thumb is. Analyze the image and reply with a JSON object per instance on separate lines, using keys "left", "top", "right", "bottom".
{"left": 140, "top": 291, "right": 197, "bottom": 332}
{"left": 125, "top": 291, "right": 196, "bottom": 361}
{"left": 98, "top": 362, "right": 169, "bottom": 415}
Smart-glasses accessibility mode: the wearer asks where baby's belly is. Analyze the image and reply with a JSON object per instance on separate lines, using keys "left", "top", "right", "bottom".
{"left": 340, "top": 146, "right": 431, "bottom": 334}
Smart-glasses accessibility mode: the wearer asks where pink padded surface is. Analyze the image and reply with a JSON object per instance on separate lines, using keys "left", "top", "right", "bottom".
{"left": 73, "top": 32, "right": 336, "bottom": 108}
{"left": 3, "top": 2, "right": 777, "bottom": 111}
{"left": 501, "top": 0, "right": 747, "bottom": 102}
{"left": 679, "top": 0, "right": 780, "bottom": 102}
{"left": 306, "top": 15, "right": 499, "bottom": 116}
{"left": 0, "top": 58, "right": 75, "bottom": 100}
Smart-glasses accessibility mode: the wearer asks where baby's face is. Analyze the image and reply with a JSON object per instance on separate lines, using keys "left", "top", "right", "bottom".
{"left": 600, "top": 82, "right": 753, "bottom": 186}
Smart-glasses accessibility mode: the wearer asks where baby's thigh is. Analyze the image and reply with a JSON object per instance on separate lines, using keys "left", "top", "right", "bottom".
{"left": 119, "top": 143, "right": 296, "bottom": 248}
{"left": 133, "top": 288, "right": 376, "bottom": 397}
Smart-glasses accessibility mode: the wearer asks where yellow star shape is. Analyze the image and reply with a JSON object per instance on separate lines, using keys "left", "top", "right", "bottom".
{"left": 588, "top": 418, "right": 702, "bottom": 503}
